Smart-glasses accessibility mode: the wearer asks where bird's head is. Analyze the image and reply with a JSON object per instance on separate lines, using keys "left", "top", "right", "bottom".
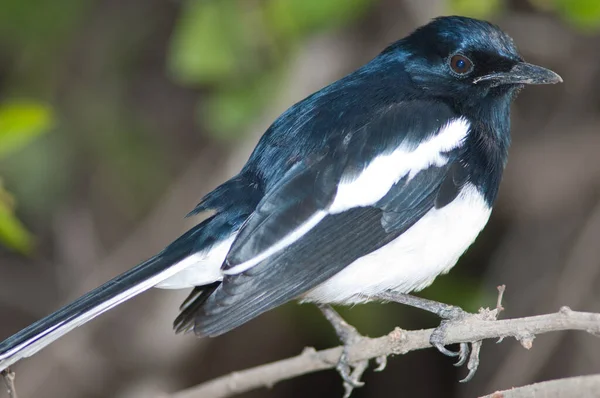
{"left": 387, "top": 16, "right": 562, "bottom": 111}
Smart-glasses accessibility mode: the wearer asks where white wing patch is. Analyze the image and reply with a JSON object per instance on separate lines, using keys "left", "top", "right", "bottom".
{"left": 223, "top": 211, "right": 327, "bottom": 275}
{"left": 223, "top": 117, "right": 470, "bottom": 276}
{"left": 329, "top": 117, "right": 470, "bottom": 213}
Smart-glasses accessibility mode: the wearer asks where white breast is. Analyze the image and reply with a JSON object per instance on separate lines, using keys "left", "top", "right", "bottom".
{"left": 223, "top": 117, "right": 472, "bottom": 276}
{"left": 302, "top": 183, "right": 492, "bottom": 304}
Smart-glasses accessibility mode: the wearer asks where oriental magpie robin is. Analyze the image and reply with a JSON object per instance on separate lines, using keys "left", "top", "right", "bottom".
{"left": 0, "top": 16, "right": 561, "bottom": 387}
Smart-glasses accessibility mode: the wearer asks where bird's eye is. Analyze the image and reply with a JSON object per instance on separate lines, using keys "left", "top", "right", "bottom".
{"left": 449, "top": 54, "right": 473, "bottom": 75}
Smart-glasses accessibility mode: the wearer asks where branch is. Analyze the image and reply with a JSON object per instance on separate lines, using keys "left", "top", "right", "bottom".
{"left": 170, "top": 307, "right": 600, "bottom": 398}
{"left": 480, "top": 374, "right": 600, "bottom": 398}
{"left": 1, "top": 368, "right": 18, "bottom": 398}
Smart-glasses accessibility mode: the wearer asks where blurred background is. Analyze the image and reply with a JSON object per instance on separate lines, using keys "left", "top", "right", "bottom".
{"left": 0, "top": 0, "right": 599, "bottom": 397}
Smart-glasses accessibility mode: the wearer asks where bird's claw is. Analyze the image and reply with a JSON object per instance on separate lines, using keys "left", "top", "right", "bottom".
{"left": 374, "top": 355, "right": 387, "bottom": 372}
{"left": 318, "top": 305, "right": 372, "bottom": 397}
{"left": 375, "top": 291, "right": 507, "bottom": 383}
{"left": 454, "top": 343, "right": 470, "bottom": 367}
{"left": 337, "top": 350, "right": 366, "bottom": 388}
{"left": 336, "top": 348, "right": 370, "bottom": 398}
{"left": 433, "top": 342, "right": 459, "bottom": 357}
{"left": 341, "top": 352, "right": 386, "bottom": 398}
{"left": 459, "top": 340, "right": 481, "bottom": 383}
{"left": 430, "top": 319, "right": 459, "bottom": 356}
{"left": 459, "top": 362, "right": 478, "bottom": 383}
{"left": 430, "top": 312, "right": 481, "bottom": 381}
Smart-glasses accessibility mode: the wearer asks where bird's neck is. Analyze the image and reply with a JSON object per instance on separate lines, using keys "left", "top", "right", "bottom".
{"left": 463, "top": 95, "right": 512, "bottom": 206}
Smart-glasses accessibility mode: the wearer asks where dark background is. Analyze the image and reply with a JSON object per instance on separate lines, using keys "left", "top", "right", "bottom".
{"left": 1, "top": 0, "right": 599, "bottom": 397}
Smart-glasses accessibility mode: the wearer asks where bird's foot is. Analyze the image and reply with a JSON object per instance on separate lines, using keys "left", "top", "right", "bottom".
{"left": 428, "top": 304, "right": 469, "bottom": 357}
{"left": 430, "top": 286, "right": 506, "bottom": 382}
{"left": 319, "top": 305, "right": 384, "bottom": 398}
{"left": 428, "top": 309, "right": 481, "bottom": 382}
{"left": 377, "top": 291, "right": 507, "bottom": 382}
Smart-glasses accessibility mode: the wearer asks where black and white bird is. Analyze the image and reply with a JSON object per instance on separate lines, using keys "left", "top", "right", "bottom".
{"left": 0, "top": 16, "right": 561, "bottom": 386}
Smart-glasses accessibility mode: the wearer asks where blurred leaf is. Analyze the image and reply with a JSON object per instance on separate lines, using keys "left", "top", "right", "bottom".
{"left": 265, "top": 0, "right": 372, "bottom": 42}
{"left": 201, "top": 71, "right": 280, "bottom": 138}
{"left": 170, "top": 0, "right": 373, "bottom": 139}
{"left": 169, "top": 1, "right": 245, "bottom": 85}
{"left": 0, "top": 0, "right": 92, "bottom": 47}
{"left": 202, "top": 89, "right": 257, "bottom": 138}
{"left": 0, "top": 101, "right": 51, "bottom": 254}
{"left": 0, "top": 101, "right": 54, "bottom": 158}
{"left": 0, "top": 182, "right": 33, "bottom": 254}
{"left": 0, "top": 0, "right": 93, "bottom": 95}
{"left": 448, "top": 0, "right": 503, "bottom": 19}
{"left": 554, "top": 0, "right": 600, "bottom": 30}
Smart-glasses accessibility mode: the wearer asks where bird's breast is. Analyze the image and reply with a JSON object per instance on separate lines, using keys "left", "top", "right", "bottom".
{"left": 302, "top": 183, "right": 492, "bottom": 304}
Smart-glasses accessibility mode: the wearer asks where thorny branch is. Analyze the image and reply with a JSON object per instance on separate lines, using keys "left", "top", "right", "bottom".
{"left": 171, "top": 305, "right": 600, "bottom": 398}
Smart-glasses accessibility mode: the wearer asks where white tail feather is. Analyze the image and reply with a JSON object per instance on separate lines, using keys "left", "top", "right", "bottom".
{"left": 0, "top": 254, "right": 204, "bottom": 372}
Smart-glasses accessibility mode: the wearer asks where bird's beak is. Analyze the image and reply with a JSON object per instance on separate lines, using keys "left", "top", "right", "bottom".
{"left": 474, "top": 62, "right": 563, "bottom": 86}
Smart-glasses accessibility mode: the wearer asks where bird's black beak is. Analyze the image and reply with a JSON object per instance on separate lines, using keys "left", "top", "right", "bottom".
{"left": 474, "top": 62, "right": 563, "bottom": 86}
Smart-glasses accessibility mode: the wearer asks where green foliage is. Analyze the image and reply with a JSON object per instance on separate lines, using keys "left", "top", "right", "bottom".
{"left": 0, "top": 0, "right": 92, "bottom": 96}
{"left": 169, "top": 1, "right": 247, "bottom": 85}
{"left": 200, "top": 72, "right": 281, "bottom": 138}
{"left": 0, "top": 0, "right": 90, "bottom": 47}
{"left": 264, "top": 0, "right": 371, "bottom": 42}
{"left": 450, "top": 0, "right": 600, "bottom": 31}
{"left": 0, "top": 102, "right": 54, "bottom": 158}
{"left": 0, "top": 183, "right": 34, "bottom": 254}
{"left": 168, "top": 0, "right": 373, "bottom": 139}
{"left": 0, "top": 101, "right": 54, "bottom": 254}
{"left": 549, "top": 0, "right": 600, "bottom": 30}
{"left": 448, "top": 0, "right": 503, "bottom": 19}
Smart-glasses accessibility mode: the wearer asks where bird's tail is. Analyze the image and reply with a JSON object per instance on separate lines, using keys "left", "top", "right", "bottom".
{"left": 0, "top": 247, "right": 192, "bottom": 372}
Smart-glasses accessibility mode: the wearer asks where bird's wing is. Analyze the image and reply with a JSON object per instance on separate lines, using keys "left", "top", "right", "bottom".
{"left": 193, "top": 103, "right": 471, "bottom": 336}
{"left": 221, "top": 152, "right": 345, "bottom": 274}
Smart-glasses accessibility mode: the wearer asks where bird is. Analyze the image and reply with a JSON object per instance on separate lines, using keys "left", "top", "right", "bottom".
{"left": 0, "top": 15, "right": 561, "bottom": 391}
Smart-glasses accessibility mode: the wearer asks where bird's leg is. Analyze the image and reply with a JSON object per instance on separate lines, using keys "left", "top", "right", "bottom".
{"left": 318, "top": 305, "right": 382, "bottom": 398}
{"left": 376, "top": 292, "right": 477, "bottom": 380}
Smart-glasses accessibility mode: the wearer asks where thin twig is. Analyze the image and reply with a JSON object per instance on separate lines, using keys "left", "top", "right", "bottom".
{"left": 170, "top": 308, "right": 600, "bottom": 398}
{"left": 496, "top": 285, "right": 506, "bottom": 312}
{"left": 1, "top": 368, "right": 18, "bottom": 398}
{"left": 488, "top": 200, "right": 600, "bottom": 390}
{"left": 480, "top": 374, "right": 600, "bottom": 398}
